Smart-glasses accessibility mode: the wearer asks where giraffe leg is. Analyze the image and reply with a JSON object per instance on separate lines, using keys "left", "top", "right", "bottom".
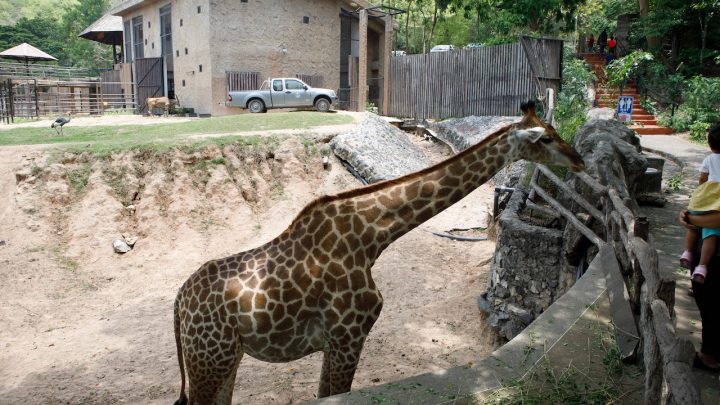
{"left": 185, "top": 336, "right": 244, "bottom": 405}
{"left": 317, "top": 340, "right": 367, "bottom": 398}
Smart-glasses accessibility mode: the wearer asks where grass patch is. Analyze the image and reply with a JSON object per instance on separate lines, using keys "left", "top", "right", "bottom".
{"left": 0, "top": 112, "right": 352, "bottom": 154}
{"left": 667, "top": 174, "right": 682, "bottom": 191}
{"left": 67, "top": 163, "right": 93, "bottom": 195}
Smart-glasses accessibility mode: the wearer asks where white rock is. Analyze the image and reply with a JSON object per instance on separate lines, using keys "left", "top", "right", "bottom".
{"left": 113, "top": 239, "right": 131, "bottom": 253}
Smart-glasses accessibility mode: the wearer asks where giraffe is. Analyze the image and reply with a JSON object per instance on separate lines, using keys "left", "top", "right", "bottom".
{"left": 172, "top": 101, "right": 585, "bottom": 405}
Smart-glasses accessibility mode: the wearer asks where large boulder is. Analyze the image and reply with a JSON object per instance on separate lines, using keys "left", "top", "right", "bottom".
{"left": 572, "top": 119, "right": 647, "bottom": 196}
{"left": 431, "top": 116, "right": 525, "bottom": 187}
{"left": 330, "top": 114, "right": 430, "bottom": 183}
{"left": 431, "top": 116, "right": 520, "bottom": 151}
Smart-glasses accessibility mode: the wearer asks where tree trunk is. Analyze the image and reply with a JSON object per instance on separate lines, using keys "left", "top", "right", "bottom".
{"left": 405, "top": 0, "right": 413, "bottom": 52}
{"left": 426, "top": 3, "right": 439, "bottom": 52}
{"left": 637, "top": 0, "right": 660, "bottom": 49}
{"left": 699, "top": 14, "right": 707, "bottom": 68}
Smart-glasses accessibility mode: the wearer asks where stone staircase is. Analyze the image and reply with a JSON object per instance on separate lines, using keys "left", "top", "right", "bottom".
{"left": 582, "top": 53, "right": 673, "bottom": 135}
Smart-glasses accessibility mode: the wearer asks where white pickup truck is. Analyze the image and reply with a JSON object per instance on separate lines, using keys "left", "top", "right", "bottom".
{"left": 226, "top": 78, "right": 339, "bottom": 113}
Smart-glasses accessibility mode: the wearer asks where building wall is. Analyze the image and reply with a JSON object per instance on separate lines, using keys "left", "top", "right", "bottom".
{"left": 116, "top": 0, "right": 390, "bottom": 116}
{"left": 172, "top": 0, "right": 213, "bottom": 115}
{"left": 209, "top": 0, "right": 343, "bottom": 116}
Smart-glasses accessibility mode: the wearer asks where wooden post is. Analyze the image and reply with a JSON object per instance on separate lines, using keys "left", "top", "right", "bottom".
{"left": 358, "top": 9, "right": 368, "bottom": 112}
{"left": 382, "top": 14, "right": 393, "bottom": 115}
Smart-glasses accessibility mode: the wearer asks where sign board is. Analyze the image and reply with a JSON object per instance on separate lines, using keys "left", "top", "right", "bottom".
{"left": 617, "top": 96, "right": 634, "bottom": 123}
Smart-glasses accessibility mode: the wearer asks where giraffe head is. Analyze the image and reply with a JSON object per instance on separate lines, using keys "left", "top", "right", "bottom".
{"left": 509, "top": 101, "right": 585, "bottom": 172}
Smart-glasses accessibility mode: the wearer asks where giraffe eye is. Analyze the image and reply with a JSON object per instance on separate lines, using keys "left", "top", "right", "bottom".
{"left": 540, "top": 136, "right": 553, "bottom": 144}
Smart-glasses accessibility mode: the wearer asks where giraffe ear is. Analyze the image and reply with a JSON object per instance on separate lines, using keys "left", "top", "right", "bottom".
{"left": 516, "top": 127, "right": 546, "bottom": 143}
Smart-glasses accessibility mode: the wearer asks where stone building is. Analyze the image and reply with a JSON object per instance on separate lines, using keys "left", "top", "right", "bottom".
{"left": 108, "top": 0, "right": 396, "bottom": 116}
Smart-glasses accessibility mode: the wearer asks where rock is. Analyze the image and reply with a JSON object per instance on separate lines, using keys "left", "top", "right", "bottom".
{"left": 15, "top": 169, "right": 31, "bottom": 183}
{"left": 125, "top": 205, "right": 136, "bottom": 215}
{"left": 330, "top": 113, "right": 430, "bottom": 183}
{"left": 0, "top": 240, "right": 5, "bottom": 247}
{"left": 586, "top": 107, "right": 615, "bottom": 121}
{"left": 431, "top": 115, "right": 520, "bottom": 151}
{"left": 637, "top": 192, "right": 667, "bottom": 207}
{"left": 508, "top": 304, "right": 534, "bottom": 325}
{"left": 113, "top": 239, "right": 131, "bottom": 254}
{"left": 476, "top": 294, "right": 491, "bottom": 313}
{"left": 122, "top": 234, "right": 138, "bottom": 247}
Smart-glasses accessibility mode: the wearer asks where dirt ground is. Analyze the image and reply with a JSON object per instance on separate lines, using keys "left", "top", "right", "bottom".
{"left": 0, "top": 115, "right": 500, "bottom": 404}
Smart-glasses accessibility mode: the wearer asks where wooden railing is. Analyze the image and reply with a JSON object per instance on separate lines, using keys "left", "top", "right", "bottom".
{"left": 528, "top": 164, "right": 701, "bottom": 405}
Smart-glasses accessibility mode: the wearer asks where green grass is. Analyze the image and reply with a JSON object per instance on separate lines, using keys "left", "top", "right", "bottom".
{"left": 0, "top": 112, "right": 352, "bottom": 153}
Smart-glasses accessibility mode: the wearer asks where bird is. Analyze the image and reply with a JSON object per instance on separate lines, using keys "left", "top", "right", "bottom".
{"left": 51, "top": 116, "right": 71, "bottom": 135}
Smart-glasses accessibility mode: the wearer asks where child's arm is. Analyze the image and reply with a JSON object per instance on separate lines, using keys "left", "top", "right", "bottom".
{"left": 700, "top": 172, "right": 709, "bottom": 185}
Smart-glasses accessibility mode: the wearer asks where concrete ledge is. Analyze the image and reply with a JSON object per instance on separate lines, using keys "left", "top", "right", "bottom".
{"left": 308, "top": 254, "right": 608, "bottom": 404}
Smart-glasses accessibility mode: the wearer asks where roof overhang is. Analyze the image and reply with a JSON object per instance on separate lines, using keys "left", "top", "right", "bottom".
{"left": 79, "top": 14, "right": 123, "bottom": 45}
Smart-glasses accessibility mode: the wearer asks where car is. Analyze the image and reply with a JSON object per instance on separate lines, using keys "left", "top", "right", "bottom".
{"left": 430, "top": 44, "right": 455, "bottom": 53}
{"left": 465, "top": 43, "right": 483, "bottom": 49}
{"left": 391, "top": 50, "right": 407, "bottom": 56}
{"left": 226, "top": 78, "right": 338, "bottom": 113}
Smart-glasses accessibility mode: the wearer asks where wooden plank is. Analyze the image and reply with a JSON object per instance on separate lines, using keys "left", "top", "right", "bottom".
{"left": 600, "top": 244, "right": 641, "bottom": 359}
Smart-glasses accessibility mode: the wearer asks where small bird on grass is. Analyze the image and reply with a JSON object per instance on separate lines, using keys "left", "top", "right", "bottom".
{"left": 51, "top": 116, "right": 71, "bottom": 135}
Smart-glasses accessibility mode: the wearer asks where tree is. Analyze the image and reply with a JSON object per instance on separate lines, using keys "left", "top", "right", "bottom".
{"left": 692, "top": 0, "right": 720, "bottom": 65}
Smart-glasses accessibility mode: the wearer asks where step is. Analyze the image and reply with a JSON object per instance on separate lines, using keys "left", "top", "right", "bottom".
{"left": 633, "top": 119, "right": 657, "bottom": 125}
{"left": 630, "top": 125, "right": 673, "bottom": 135}
{"left": 596, "top": 90, "right": 638, "bottom": 95}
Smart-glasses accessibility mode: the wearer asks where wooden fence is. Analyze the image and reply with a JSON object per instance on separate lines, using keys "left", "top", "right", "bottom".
{"left": 528, "top": 164, "right": 701, "bottom": 404}
{"left": 387, "top": 36, "right": 563, "bottom": 120}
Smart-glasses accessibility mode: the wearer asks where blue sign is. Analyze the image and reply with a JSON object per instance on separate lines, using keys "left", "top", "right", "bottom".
{"left": 617, "top": 96, "right": 634, "bottom": 122}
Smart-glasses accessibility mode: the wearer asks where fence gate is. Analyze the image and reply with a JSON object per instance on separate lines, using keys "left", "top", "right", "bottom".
{"left": 519, "top": 36, "right": 563, "bottom": 111}
{"left": 226, "top": 71, "right": 261, "bottom": 91}
{"left": 134, "top": 57, "right": 164, "bottom": 114}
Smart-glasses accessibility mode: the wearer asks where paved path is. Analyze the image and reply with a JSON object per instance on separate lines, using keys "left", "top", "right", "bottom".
{"left": 640, "top": 135, "right": 720, "bottom": 402}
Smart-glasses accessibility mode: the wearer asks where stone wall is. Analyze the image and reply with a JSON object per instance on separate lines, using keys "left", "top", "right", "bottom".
{"left": 478, "top": 189, "right": 573, "bottom": 340}
{"left": 479, "top": 114, "right": 653, "bottom": 341}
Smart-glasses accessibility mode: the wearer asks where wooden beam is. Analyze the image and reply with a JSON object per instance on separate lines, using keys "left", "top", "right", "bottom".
{"left": 382, "top": 14, "right": 392, "bottom": 115}
{"left": 358, "top": 9, "right": 368, "bottom": 112}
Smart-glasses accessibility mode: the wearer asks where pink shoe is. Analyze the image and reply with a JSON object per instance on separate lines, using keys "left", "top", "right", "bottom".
{"left": 680, "top": 250, "right": 693, "bottom": 269}
{"left": 692, "top": 265, "right": 707, "bottom": 284}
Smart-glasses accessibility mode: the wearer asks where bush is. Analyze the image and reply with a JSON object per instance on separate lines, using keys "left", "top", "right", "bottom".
{"left": 689, "top": 121, "right": 711, "bottom": 143}
{"left": 554, "top": 51, "right": 595, "bottom": 142}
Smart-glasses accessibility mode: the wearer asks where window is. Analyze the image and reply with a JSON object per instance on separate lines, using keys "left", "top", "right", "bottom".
{"left": 285, "top": 79, "right": 304, "bottom": 90}
{"left": 197, "top": 6, "right": 201, "bottom": 13}
{"left": 199, "top": 64, "right": 202, "bottom": 72}
{"left": 132, "top": 16, "right": 144, "bottom": 59}
{"left": 272, "top": 80, "right": 283, "bottom": 91}
{"left": 184, "top": 48, "right": 188, "bottom": 55}
{"left": 303, "top": 16, "right": 309, "bottom": 24}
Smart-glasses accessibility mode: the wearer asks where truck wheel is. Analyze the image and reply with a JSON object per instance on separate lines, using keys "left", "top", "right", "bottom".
{"left": 248, "top": 99, "right": 265, "bottom": 113}
{"left": 315, "top": 98, "right": 330, "bottom": 113}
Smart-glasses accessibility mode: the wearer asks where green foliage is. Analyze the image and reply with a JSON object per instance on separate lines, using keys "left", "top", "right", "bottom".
{"left": 0, "top": 0, "right": 111, "bottom": 68}
{"left": 690, "top": 121, "right": 712, "bottom": 142}
{"left": 664, "top": 76, "right": 720, "bottom": 132}
{"left": 554, "top": 49, "right": 595, "bottom": 142}
{"left": 634, "top": 60, "right": 685, "bottom": 110}
{"left": 606, "top": 51, "right": 654, "bottom": 93}
{"left": 667, "top": 174, "right": 682, "bottom": 191}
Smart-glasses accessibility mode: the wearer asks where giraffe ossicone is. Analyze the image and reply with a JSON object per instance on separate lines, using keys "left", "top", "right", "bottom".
{"left": 172, "top": 101, "right": 585, "bottom": 405}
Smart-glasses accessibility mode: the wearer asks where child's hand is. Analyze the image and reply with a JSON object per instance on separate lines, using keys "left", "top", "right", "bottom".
{"left": 679, "top": 210, "right": 701, "bottom": 230}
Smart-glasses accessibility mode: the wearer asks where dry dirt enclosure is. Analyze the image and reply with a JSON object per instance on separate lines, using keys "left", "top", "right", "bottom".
{"left": 0, "top": 124, "right": 500, "bottom": 404}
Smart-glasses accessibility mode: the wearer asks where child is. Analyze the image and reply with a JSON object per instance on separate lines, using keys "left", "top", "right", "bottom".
{"left": 680, "top": 123, "right": 720, "bottom": 283}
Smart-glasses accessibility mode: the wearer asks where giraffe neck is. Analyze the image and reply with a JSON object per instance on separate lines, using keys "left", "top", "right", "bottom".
{"left": 286, "top": 126, "right": 520, "bottom": 266}
{"left": 359, "top": 129, "right": 516, "bottom": 246}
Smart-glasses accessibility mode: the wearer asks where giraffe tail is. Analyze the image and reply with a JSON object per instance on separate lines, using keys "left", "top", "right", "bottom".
{"left": 173, "top": 296, "right": 188, "bottom": 405}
